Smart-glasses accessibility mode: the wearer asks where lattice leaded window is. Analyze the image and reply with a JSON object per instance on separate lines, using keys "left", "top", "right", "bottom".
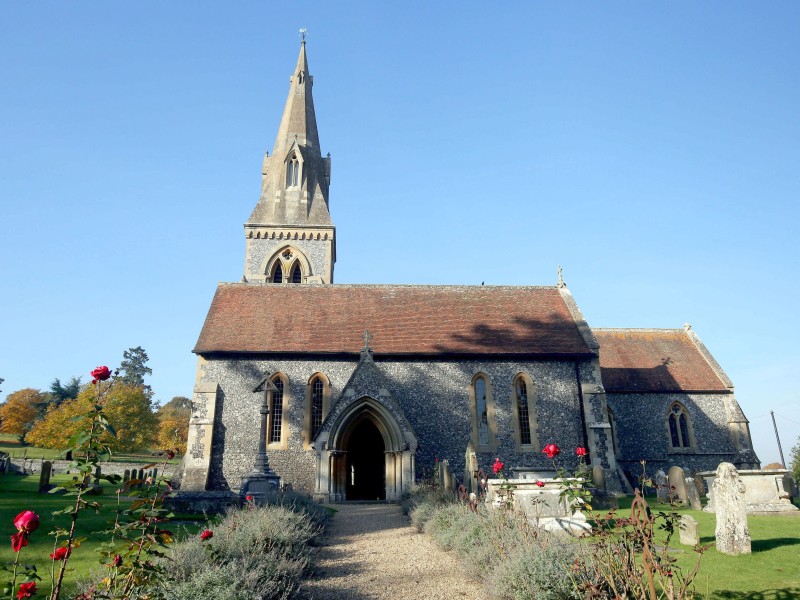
{"left": 269, "top": 378, "right": 284, "bottom": 444}
{"left": 291, "top": 263, "right": 302, "bottom": 283}
{"left": 311, "top": 378, "right": 324, "bottom": 438}
{"left": 516, "top": 379, "right": 532, "bottom": 445}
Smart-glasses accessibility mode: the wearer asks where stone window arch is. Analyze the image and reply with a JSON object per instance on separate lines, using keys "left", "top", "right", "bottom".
{"left": 267, "top": 372, "right": 289, "bottom": 449}
{"left": 264, "top": 246, "right": 310, "bottom": 284}
{"left": 666, "top": 401, "right": 696, "bottom": 452}
{"left": 469, "top": 373, "right": 497, "bottom": 451}
{"left": 304, "top": 373, "right": 331, "bottom": 448}
{"left": 511, "top": 373, "right": 539, "bottom": 451}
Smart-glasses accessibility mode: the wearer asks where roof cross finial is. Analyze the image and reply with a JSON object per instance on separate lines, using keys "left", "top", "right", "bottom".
{"left": 557, "top": 265, "right": 566, "bottom": 288}
{"left": 360, "top": 330, "right": 374, "bottom": 361}
{"left": 299, "top": 28, "right": 307, "bottom": 43}
{"left": 362, "top": 330, "right": 373, "bottom": 349}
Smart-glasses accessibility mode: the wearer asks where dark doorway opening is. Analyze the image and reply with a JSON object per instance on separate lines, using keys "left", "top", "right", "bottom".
{"left": 345, "top": 418, "right": 385, "bottom": 500}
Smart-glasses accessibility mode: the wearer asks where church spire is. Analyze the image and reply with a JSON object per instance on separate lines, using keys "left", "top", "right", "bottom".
{"left": 247, "top": 39, "right": 331, "bottom": 227}
{"left": 243, "top": 38, "right": 336, "bottom": 285}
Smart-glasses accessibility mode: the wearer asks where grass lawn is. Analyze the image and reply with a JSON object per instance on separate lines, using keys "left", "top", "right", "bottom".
{"left": 0, "top": 474, "right": 202, "bottom": 596}
{"left": 597, "top": 496, "right": 800, "bottom": 599}
{"left": 0, "top": 434, "right": 182, "bottom": 464}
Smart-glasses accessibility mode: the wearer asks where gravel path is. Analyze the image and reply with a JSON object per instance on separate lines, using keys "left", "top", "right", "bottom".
{"left": 298, "top": 503, "right": 484, "bottom": 600}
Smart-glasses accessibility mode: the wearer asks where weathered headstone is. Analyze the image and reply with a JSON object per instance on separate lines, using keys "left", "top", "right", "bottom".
{"left": 679, "top": 515, "right": 699, "bottom": 546}
{"left": 464, "top": 444, "right": 478, "bottom": 493}
{"left": 441, "top": 460, "right": 452, "bottom": 490}
{"left": 694, "top": 473, "right": 706, "bottom": 498}
{"left": 668, "top": 466, "right": 688, "bottom": 505}
{"left": 123, "top": 469, "right": 130, "bottom": 483}
{"left": 93, "top": 466, "right": 101, "bottom": 485}
{"left": 655, "top": 470, "right": 669, "bottom": 502}
{"left": 137, "top": 468, "right": 145, "bottom": 489}
{"left": 38, "top": 461, "right": 53, "bottom": 493}
{"left": 685, "top": 475, "right": 702, "bottom": 510}
{"left": 152, "top": 468, "right": 158, "bottom": 483}
{"left": 713, "top": 462, "right": 751, "bottom": 555}
{"left": 592, "top": 465, "right": 606, "bottom": 493}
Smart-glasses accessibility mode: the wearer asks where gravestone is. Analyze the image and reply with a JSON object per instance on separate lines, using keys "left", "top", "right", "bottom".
{"left": 137, "top": 469, "right": 145, "bottom": 489}
{"left": 655, "top": 470, "right": 669, "bottom": 502}
{"left": 592, "top": 465, "right": 606, "bottom": 493}
{"left": 123, "top": 469, "right": 130, "bottom": 484}
{"left": 685, "top": 475, "right": 702, "bottom": 510}
{"left": 694, "top": 473, "right": 706, "bottom": 498}
{"left": 713, "top": 462, "right": 751, "bottom": 555}
{"left": 441, "top": 460, "right": 452, "bottom": 490}
{"left": 38, "top": 461, "right": 53, "bottom": 493}
{"left": 679, "top": 515, "right": 699, "bottom": 546}
{"left": 667, "top": 466, "right": 688, "bottom": 505}
{"left": 464, "top": 444, "right": 478, "bottom": 493}
{"left": 152, "top": 468, "right": 158, "bottom": 483}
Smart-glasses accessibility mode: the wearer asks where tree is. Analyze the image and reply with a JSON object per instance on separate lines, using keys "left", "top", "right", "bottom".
{"left": 49, "top": 376, "right": 83, "bottom": 407}
{"left": 0, "top": 389, "right": 47, "bottom": 442}
{"left": 156, "top": 396, "right": 192, "bottom": 454}
{"left": 791, "top": 436, "right": 800, "bottom": 482}
{"left": 119, "top": 346, "right": 153, "bottom": 394}
{"left": 27, "top": 383, "right": 158, "bottom": 452}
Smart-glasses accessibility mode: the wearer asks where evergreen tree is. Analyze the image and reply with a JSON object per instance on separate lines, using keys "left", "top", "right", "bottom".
{"left": 119, "top": 346, "right": 153, "bottom": 394}
{"left": 48, "top": 376, "right": 83, "bottom": 406}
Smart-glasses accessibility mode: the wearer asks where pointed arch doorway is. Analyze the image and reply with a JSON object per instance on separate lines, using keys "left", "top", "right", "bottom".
{"left": 343, "top": 416, "right": 385, "bottom": 500}
{"left": 314, "top": 396, "right": 418, "bottom": 503}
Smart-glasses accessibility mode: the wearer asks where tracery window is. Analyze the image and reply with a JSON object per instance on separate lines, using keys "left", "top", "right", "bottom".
{"left": 272, "top": 263, "right": 283, "bottom": 284}
{"left": 668, "top": 402, "right": 693, "bottom": 449}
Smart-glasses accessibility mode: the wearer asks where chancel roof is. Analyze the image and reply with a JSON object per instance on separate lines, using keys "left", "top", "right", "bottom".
{"left": 194, "top": 284, "right": 594, "bottom": 357}
{"left": 595, "top": 328, "right": 731, "bottom": 393}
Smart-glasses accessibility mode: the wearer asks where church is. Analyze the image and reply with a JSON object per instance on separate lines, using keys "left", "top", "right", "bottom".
{"left": 180, "top": 41, "right": 759, "bottom": 502}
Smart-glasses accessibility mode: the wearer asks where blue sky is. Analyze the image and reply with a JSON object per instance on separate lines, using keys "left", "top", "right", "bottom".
{"left": 1, "top": 2, "right": 798, "bottom": 465}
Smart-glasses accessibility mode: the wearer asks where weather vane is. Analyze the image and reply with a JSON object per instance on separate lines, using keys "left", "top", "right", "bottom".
{"left": 299, "top": 28, "right": 307, "bottom": 43}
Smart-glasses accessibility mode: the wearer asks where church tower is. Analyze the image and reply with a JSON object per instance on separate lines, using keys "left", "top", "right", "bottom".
{"left": 243, "top": 39, "right": 335, "bottom": 284}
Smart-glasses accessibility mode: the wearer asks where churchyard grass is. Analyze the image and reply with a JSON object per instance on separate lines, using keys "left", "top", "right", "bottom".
{"left": 0, "top": 474, "right": 204, "bottom": 596}
{"left": 636, "top": 496, "right": 800, "bottom": 598}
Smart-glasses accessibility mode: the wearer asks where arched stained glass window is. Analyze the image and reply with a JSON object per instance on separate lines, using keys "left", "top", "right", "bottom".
{"left": 475, "top": 376, "right": 489, "bottom": 446}
{"left": 515, "top": 379, "right": 532, "bottom": 446}
{"left": 269, "top": 377, "right": 284, "bottom": 444}
{"left": 273, "top": 263, "right": 283, "bottom": 284}
{"left": 311, "top": 377, "right": 324, "bottom": 438}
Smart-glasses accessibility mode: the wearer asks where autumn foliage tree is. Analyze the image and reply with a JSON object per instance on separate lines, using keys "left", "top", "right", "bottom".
{"left": 156, "top": 396, "right": 191, "bottom": 454}
{"left": 27, "top": 382, "right": 158, "bottom": 452}
{"left": 0, "top": 388, "right": 48, "bottom": 442}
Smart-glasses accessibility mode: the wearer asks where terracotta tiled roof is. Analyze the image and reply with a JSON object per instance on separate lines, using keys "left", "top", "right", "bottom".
{"left": 194, "top": 284, "right": 594, "bottom": 356}
{"left": 595, "top": 329, "right": 730, "bottom": 393}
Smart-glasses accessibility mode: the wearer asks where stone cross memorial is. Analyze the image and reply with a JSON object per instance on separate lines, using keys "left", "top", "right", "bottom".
{"left": 713, "top": 462, "right": 751, "bottom": 555}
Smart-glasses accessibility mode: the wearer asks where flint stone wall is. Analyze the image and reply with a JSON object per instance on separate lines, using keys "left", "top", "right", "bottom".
{"left": 198, "top": 356, "right": 587, "bottom": 494}
{"left": 607, "top": 392, "right": 747, "bottom": 475}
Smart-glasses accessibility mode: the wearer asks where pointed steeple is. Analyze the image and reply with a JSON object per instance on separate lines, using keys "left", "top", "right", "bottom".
{"left": 247, "top": 40, "right": 332, "bottom": 226}
{"left": 243, "top": 39, "right": 336, "bottom": 285}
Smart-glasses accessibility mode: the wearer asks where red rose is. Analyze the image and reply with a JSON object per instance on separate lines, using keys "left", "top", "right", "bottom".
{"left": 10, "top": 532, "right": 28, "bottom": 552}
{"left": 200, "top": 529, "right": 213, "bottom": 541}
{"left": 492, "top": 458, "right": 504, "bottom": 475}
{"left": 50, "top": 546, "right": 71, "bottom": 560}
{"left": 14, "top": 510, "right": 40, "bottom": 534}
{"left": 16, "top": 581, "right": 36, "bottom": 599}
{"left": 166, "top": 449, "right": 176, "bottom": 460}
{"left": 91, "top": 365, "right": 112, "bottom": 383}
{"left": 112, "top": 554, "right": 123, "bottom": 567}
{"left": 245, "top": 494, "right": 253, "bottom": 502}
{"left": 542, "top": 444, "right": 560, "bottom": 459}
{"left": 535, "top": 480, "right": 545, "bottom": 488}
{"left": 575, "top": 447, "right": 587, "bottom": 457}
